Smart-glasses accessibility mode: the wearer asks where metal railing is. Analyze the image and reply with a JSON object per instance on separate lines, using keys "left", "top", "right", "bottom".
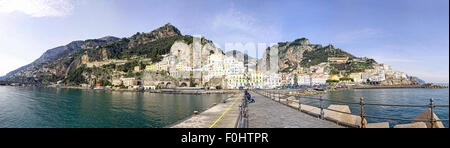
{"left": 234, "top": 93, "right": 249, "bottom": 128}
{"left": 255, "top": 89, "right": 449, "bottom": 128}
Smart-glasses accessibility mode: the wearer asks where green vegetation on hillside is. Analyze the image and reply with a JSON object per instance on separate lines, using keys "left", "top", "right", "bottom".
{"left": 340, "top": 77, "right": 354, "bottom": 82}
{"left": 127, "top": 35, "right": 193, "bottom": 63}
{"left": 288, "top": 38, "right": 309, "bottom": 48}
{"left": 101, "top": 38, "right": 131, "bottom": 60}
{"left": 301, "top": 45, "right": 355, "bottom": 67}
{"left": 326, "top": 80, "right": 339, "bottom": 83}
{"left": 97, "top": 79, "right": 112, "bottom": 86}
{"left": 347, "top": 62, "right": 374, "bottom": 73}
{"left": 64, "top": 65, "right": 88, "bottom": 85}
{"left": 94, "top": 35, "right": 193, "bottom": 63}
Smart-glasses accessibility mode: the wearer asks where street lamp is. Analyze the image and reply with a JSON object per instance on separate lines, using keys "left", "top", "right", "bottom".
{"left": 308, "top": 59, "right": 312, "bottom": 87}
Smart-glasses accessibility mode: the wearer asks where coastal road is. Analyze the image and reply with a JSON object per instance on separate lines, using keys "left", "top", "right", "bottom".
{"left": 248, "top": 92, "right": 338, "bottom": 128}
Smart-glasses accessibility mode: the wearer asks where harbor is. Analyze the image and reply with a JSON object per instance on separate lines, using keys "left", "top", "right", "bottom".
{"left": 0, "top": 85, "right": 448, "bottom": 128}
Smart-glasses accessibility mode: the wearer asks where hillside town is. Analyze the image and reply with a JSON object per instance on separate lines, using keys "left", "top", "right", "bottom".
{"left": 104, "top": 47, "right": 419, "bottom": 90}
{"left": 1, "top": 24, "right": 427, "bottom": 90}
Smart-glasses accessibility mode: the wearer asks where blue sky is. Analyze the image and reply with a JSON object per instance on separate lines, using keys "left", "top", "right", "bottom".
{"left": 0, "top": 0, "right": 448, "bottom": 83}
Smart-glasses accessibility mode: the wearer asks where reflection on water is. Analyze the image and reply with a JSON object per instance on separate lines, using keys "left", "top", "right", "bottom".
{"left": 0, "top": 86, "right": 229, "bottom": 128}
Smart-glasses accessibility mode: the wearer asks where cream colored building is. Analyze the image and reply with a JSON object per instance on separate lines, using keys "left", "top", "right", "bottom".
{"left": 121, "top": 78, "right": 137, "bottom": 87}
{"left": 349, "top": 73, "right": 364, "bottom": 83}
{"left": 112, "top": 79, "right": 122, "bottom": 86}
{"left": 328, "top": 75, "right": 341, "bottom": 81}
{"left": 134, "top": 66, "right": 141, "bottom": 72}
{"left": 328, "top": 57, "right": 349, "bottom": 64}
{"left": 145, "top": 65, "right": 157, "bottom": 71}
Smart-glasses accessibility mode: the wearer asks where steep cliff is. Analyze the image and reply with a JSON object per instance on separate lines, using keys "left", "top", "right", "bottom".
{"left": 258, "top": 38, "right": 359, "bottom": 73}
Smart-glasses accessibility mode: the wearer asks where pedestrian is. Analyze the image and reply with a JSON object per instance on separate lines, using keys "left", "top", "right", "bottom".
{"left": 244, "top": 90, "right": 255, "bottom": 103}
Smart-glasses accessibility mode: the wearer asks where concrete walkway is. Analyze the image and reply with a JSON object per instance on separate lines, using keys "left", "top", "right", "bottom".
{"left": 248, "top": 92, "right": 338, "bottom": 128}
{"left": 170, "top": 93, "right": 242, "bottom": 128}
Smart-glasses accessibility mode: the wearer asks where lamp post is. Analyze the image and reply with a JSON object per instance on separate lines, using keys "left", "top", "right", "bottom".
{"left": 308, "top": 59, "right": 312, "bottom": 87}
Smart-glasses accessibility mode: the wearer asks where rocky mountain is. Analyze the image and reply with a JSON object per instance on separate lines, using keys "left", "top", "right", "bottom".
{"left": 382, "top": 76, "right": 420, "bottom": 85}
{"left": 3, "top": 23, "right": 418, "bottom": 86}
{"left": 62, "top": 23, "right": 200, "bottom": 85}
{"left": 408, "top": 76, "right": 425, "bottom": 84}
{"left": 1, "top": 42, "right": 80, "bottom": 81}
{"left": 255, "top": 38, "right": 420, "bottom": 85}
{"left": 258, "top": 38, "right": 361, "bottom": 73}
{"left": 84, "top": 23, "right": 193, "bottom": 63}
{"left": 3, "top": 23, "right": 229, "bottom": 86}
{"left": 3, "top": 36, "right": 119, "bottom": 83}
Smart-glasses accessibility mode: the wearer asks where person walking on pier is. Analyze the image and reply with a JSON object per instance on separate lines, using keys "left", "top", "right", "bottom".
{"left": 244, "top": 90, "right": 255, "bottom": 104}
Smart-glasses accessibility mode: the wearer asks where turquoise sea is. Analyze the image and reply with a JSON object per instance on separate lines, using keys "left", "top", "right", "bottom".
{"left": 0, "top": 86, "right": 228, "bottom": 128}
{"left": 1, "top": 86, "right": 448, "bottom": 128}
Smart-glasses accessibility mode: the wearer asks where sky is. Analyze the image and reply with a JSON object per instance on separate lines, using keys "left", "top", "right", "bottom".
{"left": 0, "top": 0, "right": 448, "bottom": 83}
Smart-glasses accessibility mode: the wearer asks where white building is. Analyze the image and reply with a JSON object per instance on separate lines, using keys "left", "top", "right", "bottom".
{"left": 226, "top": 74, "right": 246, "bottom": 89}
{"left": 297, "top": 74, "right": 311, "bottom": 85}
{"left": 203, "top": 54, "right": 226, "bottom": 82}
{"left": 263, "top": 72, "right": 281, "bottom": 88}
{"left": 392, "top": 71, "right": 407, "bottom": 79}
{"left": 311, "top": 73, "right": 329, "bottom": 85}
{"left": 368, "top": 74, "right": 386, "bottom": 82}
{"left": 349, "top": 73, "right": 364, "bottom": 83}
{"left": 223, "top": 56, "right": 245, "bottom": 75}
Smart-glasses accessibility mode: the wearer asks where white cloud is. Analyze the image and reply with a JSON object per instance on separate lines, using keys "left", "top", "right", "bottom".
{"left": 209, "top": 8, "right": 282, "bottom": 57}
{"left": 210, "top": 8, "right": 282, "bottom": 43}
{"left": 212, "top": 9, "right": 257, "bottom": 34}
{"left": 0, "top": 0, "right": 74, "bottom": 17}
{"left": 0, "top": 53, "right": 29, "bottom": 76}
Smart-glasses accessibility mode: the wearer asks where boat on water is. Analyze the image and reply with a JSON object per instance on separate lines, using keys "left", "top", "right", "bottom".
{"left": 314, "top": 86, "right": 325, "bottom": 91}
{"left": 174, "top": 87, "right": 205, "bottom": 90}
